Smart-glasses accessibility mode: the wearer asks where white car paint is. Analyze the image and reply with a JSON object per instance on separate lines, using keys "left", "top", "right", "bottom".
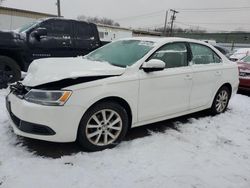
{"left": 6, "top": 37, "right": 239, "bottom": 143}
{"left": 22, "top": 57, "right": 126, "bottom": 87}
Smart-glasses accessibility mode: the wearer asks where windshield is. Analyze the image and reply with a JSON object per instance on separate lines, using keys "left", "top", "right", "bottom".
{"left": 17, "top": 20, "right": 41, "bottom": 33}
{"left": 242, "top": 56, "right": 250, "bottom": 63}
{"left": 86, "top": 40, "right": 155, "bottom": 67}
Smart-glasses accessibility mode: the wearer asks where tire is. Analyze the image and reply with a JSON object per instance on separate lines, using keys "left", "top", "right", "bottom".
{"left": 0, "top": 56, "right": 21, "bottom": 89}
{"left": 210, "top": 86, "right": 230, "bottom": 115}
{"left": 77, "top": 101, "right": 129, "bottom": 152}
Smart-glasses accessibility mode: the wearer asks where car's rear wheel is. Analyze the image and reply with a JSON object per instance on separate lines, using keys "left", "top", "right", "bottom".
{"left": 211, "top": 86, "right": 230, "bottom": 114}
{"left": 0, "top": 56, "right": 21, "bottom": 89}
{"left": 77, "top": 101, "right": 129, "bottom": 151}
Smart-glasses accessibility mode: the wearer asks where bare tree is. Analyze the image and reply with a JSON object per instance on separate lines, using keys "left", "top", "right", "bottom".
{"left": 154, "top": 26, "right": 206, "bottom": 34}
{"left": 77, "top": 15, "right": 120, "bottom": 27}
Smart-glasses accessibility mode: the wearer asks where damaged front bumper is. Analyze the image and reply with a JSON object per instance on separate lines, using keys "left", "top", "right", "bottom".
{"left": 5, "top": 84, "right": 85, "bottom": 143}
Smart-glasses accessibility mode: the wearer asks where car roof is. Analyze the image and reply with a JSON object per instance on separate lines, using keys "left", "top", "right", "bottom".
{"left": 119, "top": 37, "right": 209, "bottom": 46}
{"left": 40, "top": 17, "right": 92, "bottom": 24}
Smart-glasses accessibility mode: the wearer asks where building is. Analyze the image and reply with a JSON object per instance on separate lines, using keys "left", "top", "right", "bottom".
{"left": 97, "top": 24, "right": 132, "bottom": 42}
{"left": 0, "top": 6, "right": 56, "bottom": 30}
{"left": 96, "top": 25, "right": 163, "bottom": 42}
{"left": 174, "top": 32, "right": 250, "bottom": 44}
{"left": 133, "top": 29, "right": 162, "bottom": 37}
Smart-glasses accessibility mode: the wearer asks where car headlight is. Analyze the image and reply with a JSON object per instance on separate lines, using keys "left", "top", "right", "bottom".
{"left": 24, "top": 89, "right": 72, "bottom": 106}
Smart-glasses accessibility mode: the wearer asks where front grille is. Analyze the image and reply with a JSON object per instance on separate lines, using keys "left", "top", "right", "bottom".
{"left": 239, "top": 72, "right": 250, "bottom": 77}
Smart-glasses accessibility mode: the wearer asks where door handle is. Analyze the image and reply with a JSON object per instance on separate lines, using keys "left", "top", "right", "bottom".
{"left": 62, "top": 41, "right": 71, "bottom": 46}
{"left": 184, "top": 74, "right": 192, "bottom": 80}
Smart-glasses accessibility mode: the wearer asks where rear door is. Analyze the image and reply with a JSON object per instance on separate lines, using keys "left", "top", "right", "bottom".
{"left": 189, "top": 43, "right": 223, "bottom": 108}
{"left": 73, "top": 22, "right": 100, "bottom": 56}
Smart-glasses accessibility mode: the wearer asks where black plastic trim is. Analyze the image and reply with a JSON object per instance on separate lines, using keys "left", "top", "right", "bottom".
{"left": 7, "top": 105, "right": 56, "bottom": 136}
{"left": 34, "top": 75, "right": 118, "bottom": 90}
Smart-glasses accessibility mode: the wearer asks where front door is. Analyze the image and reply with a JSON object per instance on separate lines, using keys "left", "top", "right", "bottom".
{"left": 28, "top": 19, "right": 73, "bottom": 59}
{"left": 138, "top": 42, "right": 193, "bottom": 122}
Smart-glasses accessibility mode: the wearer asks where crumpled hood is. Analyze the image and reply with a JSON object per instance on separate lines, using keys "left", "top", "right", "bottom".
{"left": 22, "top": 57, "right": 126, "bottom": 87}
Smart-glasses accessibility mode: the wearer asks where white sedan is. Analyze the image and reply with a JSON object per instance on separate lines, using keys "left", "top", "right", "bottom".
{"left": 6, "top": 37, "right": 239, "bottom": 151}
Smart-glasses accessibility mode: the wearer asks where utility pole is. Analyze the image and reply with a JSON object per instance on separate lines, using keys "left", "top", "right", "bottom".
{"left": 163, "top": 10, "right": 168, "bottom": 36}
{"left": 56, "top": 0, "right": 61, "bottom": 17}
{"left": 169, "top": 9, "right": 179, "bottom": 36}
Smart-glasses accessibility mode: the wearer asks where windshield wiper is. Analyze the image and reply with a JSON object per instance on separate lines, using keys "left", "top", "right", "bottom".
{"left": 110, "top": 63, "right": 126, "bottom": 68}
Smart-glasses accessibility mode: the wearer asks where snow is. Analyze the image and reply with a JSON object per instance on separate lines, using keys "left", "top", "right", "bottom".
{"left": 0, "top": 89, "right": 250, "bottom": 188}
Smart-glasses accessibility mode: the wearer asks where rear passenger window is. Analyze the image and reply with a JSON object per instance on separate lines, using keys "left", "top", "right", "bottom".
{"left": 76, "top": 22, "right": 95, "bottom": 39}
{"left": 190, "top": 43, "right": 221, "bottom": 64}
{"left": 149, "top": 43, "right": 188, "bottom": 68}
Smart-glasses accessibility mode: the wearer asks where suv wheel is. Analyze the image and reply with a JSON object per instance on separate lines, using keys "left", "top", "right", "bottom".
{"left": 77, "top": 101, "right": 129, "bottom": 151}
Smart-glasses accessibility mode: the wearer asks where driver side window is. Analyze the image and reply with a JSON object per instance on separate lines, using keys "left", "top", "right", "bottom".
{"left": 39, "top": 20, "right": 71, "bottom": 37}
{"left": 149, "top": 42, "right": 188, "bottom": 68}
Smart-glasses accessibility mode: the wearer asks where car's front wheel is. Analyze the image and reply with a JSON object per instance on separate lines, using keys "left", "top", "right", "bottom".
{"left": 77, "top": 101, "right": 129, "bottom": 151}
{"left": 211, "top": 86, "right": 230, "bottom": 115}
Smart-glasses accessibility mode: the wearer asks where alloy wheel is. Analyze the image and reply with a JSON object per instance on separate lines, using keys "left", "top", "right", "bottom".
{"left": 215, "top": 90, "right": 229, "bottom": 113}
{"left": 85, "top": 109, "right": 123, "bottom": 146}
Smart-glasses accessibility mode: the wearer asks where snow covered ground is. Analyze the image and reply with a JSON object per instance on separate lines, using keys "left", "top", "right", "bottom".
{"left": 0, "top": 89, "right": 250, "bottom": 188}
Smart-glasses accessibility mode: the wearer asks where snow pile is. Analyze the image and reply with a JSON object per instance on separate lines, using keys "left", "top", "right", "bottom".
{"left": 0, "top": 89, "right": 250, "bottom": 188}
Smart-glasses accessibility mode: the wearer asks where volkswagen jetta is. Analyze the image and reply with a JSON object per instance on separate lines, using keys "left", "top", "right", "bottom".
{"left": 6, "top": 37, "right": 239, "bottom": 151}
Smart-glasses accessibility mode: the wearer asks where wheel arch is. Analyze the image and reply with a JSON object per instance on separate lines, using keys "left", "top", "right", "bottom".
{"left": 0, "top": 50, "right": 27, "bottom": 71}
{"left": 210, "top": 82, "right": 233, "bottom": 108}
{"left": 81, "top": 96, "right": 133, "bottom": 129}
{"left": 219, "top": 83, "right": 232, "bottom": 99}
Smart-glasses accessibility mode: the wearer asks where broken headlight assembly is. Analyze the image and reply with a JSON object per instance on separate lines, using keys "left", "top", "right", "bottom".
{"left": 24, "top": 89, "right": 72, "bottom": 106}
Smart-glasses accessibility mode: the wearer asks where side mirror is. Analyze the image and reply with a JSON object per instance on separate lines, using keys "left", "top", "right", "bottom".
{"left": 31, "top": 27, "right": 47, "bottom": 40}
{"left": 142, "top": 59, "right": 165, "bottom": 72}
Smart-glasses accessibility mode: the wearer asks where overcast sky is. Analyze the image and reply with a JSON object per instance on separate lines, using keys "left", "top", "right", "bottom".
{"left": 3, "top": 0, "right": 250, "bottom": 32}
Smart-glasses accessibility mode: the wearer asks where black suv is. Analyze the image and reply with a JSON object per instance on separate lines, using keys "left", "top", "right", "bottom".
{"left": 0, "top": 18, "right": 103, "bottom": 88}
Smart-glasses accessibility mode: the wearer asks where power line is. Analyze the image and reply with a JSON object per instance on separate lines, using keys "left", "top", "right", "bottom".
{"left": 178, "top": 6, "right": 250, "bottom": 11}
{"left": 183, "top": 6, "right": 250, "bottom": 10}
{"left": 116, "top": 14, "right": 164, "bottom": 23}
{"left": 115, "top": 10, "right": 164, "bottom": 21}
{"left": 176, "top": 21, "right": 250, "bottom": 26}
{"left": 115, "top": 6, "right": 250, "bottom": 23}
